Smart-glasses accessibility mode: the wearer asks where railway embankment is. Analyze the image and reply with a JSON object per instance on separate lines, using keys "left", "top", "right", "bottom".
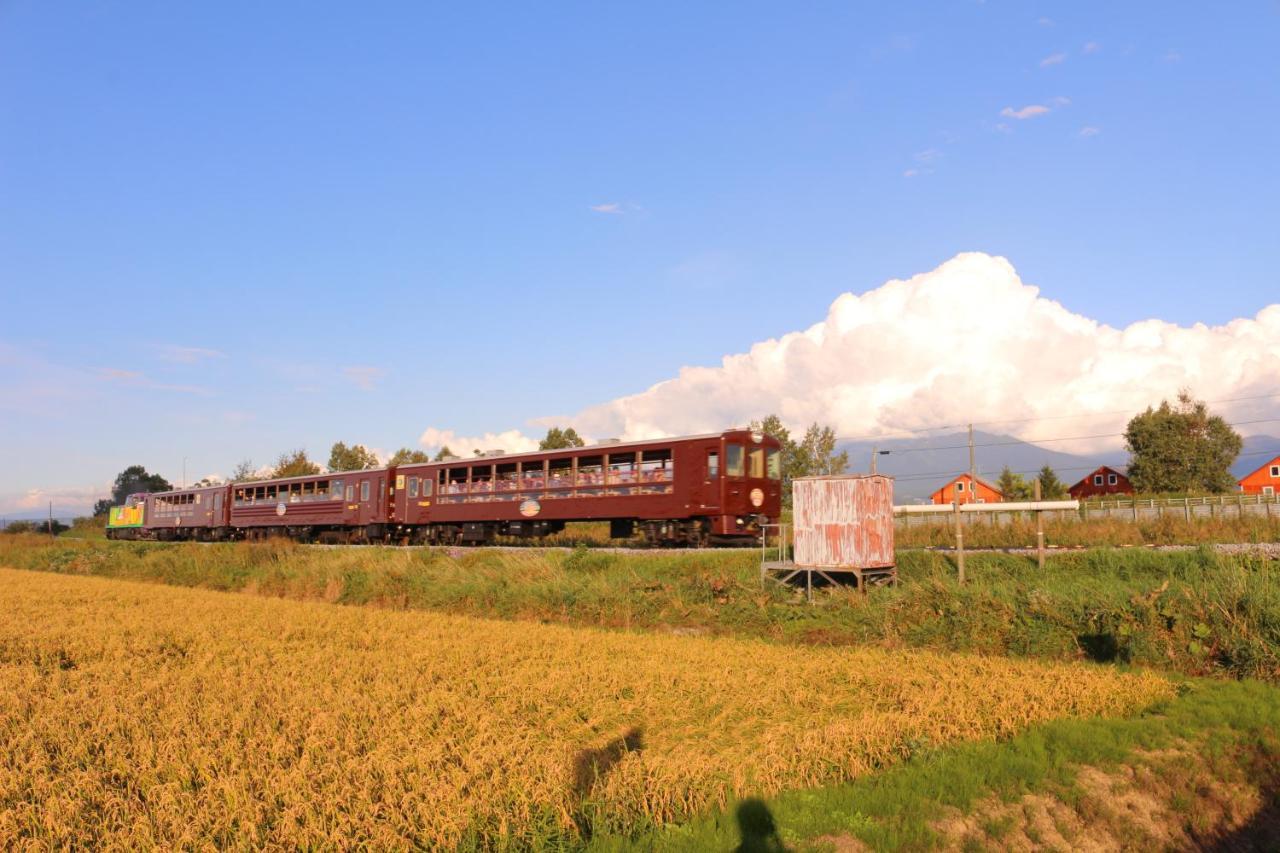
{"left": 3, "top": 535, "right": 1278, "bottom": 682}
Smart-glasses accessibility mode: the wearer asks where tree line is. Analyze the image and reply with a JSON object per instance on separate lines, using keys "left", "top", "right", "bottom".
{"left": 88, "top": 392, "right": 1249, "bottom": 516}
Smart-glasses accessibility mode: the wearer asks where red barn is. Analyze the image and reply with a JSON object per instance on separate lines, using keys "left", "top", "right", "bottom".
{"left": 929, "top": 473, "right": 1002, "bottom": 505}
{"left": 1238, "top": 456, "right": 1280, "bottom": 495}
{"left": 1068, "top": 465, "right": 1133, "bottom": 499}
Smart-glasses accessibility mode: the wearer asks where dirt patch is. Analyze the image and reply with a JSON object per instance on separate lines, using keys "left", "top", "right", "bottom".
{"left": 813, "top": 743, "right": 1279, "bottom": 852}
{"left": 933, "top": 748, "right": 1273, "bottom": 852}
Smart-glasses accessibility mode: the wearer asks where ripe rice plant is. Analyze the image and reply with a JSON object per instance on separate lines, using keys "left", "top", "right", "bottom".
{"left": 0, "top": 568, "right": 1172, "bottom": 848}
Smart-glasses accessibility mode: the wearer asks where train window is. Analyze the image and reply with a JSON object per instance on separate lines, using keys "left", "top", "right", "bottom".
{"left": 265, "top": 485, "right": 276, "bottom": 500}
{"left": 290, "top": 483, "right": 302, "bottom": 502}
{"left": 360, "top": 481, "right": 370, "bottom": 502}
{"left": 315, "top": 480, "right": 329, "bottom": 498}
{"left": 577, "top": 455, "right": 604, "bottom": 486}
{"left": 748, "top": 448, "right": 764, "bottom": 478}
{"left": 408, "top": 477, "right": 418, "bottom": 499}
{"left": 707, "top": 451, "right": 719, "bottom": 478}
{"left": 421, "top": 477, "right": 433, "bottom": 497}
{"left": 255, "top": 486, "right": 266, "bottom": 502}
{"left": 345, "top": 484, "right": 354, "bottom": 502}
{"left": 213, "top": 493, "right": 222, "bottom": 511}
{"left": 548, "top": 458, "right": 573, "bottom": 489}
{"left": 447, "top": 467, "right": 468, "bottom": 494}
{"left": 766, "top": 449, "right": 781, "bottom": 480}
{"left": 496, "top": 462, "right": 518, "bottom": 493}
{"left": 726, "top": 444, "right": 744, "bottom": 477}
{"left": 471, "top": 465, "right": 493, "bottom": 493}
{"left": 607, "top": 452, "right": 637, "bottom": 483}
{"left": 521, "top": 459, "right": 547, "bottom": 489}
{"left": 640, "top": 449, "right": 672, "bottom": 481}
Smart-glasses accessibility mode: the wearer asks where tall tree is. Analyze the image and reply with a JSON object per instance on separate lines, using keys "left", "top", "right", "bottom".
{"left": 1036, "top": 465, "right": 1067, "bottom": 499}
{"left": 93, "top": 465, "right": 173, "bottom": 516}
{"left": 271, "top": 449, "right": 321, "bottom": 479}
{"left": 328, "top": 441, "right": 380, "bottom": 471}
{"left": 1125, "top": 392, "right": 1242, "bottom": 494}
{"left": 539, "top": 427, "right": 586, "bottom": 450}
{"left": 433, "top": 446, "right": 456, "bottom": 462}
{"left": 387, "top": 447, "right": 431, "bottom": 465}
{"left": 793, "top": 423, "right": 849, "bottom": 478}
{"left": 230, "top": 459, "right": 260, "bottom": 482}
{"left": 996, "top": 466, "right": 1032, "bottom": 501}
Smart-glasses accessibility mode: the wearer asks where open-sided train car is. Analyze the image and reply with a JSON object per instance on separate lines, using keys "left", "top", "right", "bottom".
{"left": 391, "top": 429, "right": 782, "bottom": 545}
{"left": 104, "top": 428, "right": 782, "bottom": 546}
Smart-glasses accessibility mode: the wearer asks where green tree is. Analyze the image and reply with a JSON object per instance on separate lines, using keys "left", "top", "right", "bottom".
{"left": 387, "top": 447, "right": 431, "bottom": 465}
{"left": 539, "top": 427, "right": 586, "bottom": 450}
{"left": 433, "top": 446, "right": 456, "bottom": 462}
{"left": 271, "top": 449, "right": 321, "bottom": 479}
{"left": 1036, "top": 465, "right": 1067, "bottom": 499}
{"left": 230, "top": 459, "right": 260, "bottom": 482}
{"left": 996, "top": 466, "right": 1032, "bottom": 501}
{"left": 1124, "top": 392, "right": 1242, "bottom": 494}
{"left": 93, "top": 465, "right": 173, "bottom": 516}
{"left": 793, "top": 423, "right": 849, "bottom": 478}
{"left": 328, "top": 441, "right": 380, "bottom": 472}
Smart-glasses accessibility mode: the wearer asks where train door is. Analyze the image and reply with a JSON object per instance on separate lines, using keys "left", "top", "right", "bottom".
{"left": 691, "top": 442, "right": 722, "bottom": 513}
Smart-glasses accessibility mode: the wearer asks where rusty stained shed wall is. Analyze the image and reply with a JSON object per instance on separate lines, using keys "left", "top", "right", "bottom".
{"left": 792, "top": 475, "right": 895, "bottom": 569}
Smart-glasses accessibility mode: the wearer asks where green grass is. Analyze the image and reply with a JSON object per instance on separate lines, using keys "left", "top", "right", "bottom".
{"left": 587, "top": 678, "right": 1280, "bottom": 851}
{"left": 2, "top": 536, "right": 1278, "bottom": 681}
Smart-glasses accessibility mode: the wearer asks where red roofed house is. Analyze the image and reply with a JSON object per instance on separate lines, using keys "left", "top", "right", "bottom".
{"left": 929, "top": 473, "right": 1003, "bottom": 505}
{"left": 1068, "top": 465, "right": 1133, "bottom": 499}
{"left": 1238, "top": 456, "right": 1280, "bottom": 496}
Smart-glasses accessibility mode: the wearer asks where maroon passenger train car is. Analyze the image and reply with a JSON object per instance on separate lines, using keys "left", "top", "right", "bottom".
{"left": 106, "top": 428, "right": 782, "bottom": 546}
{"left": 393, "top": 429, "right": 782, "bottom": 545}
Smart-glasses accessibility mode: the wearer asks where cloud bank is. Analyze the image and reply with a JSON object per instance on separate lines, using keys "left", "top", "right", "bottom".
{"left": 420, "top": 253, "right": 1280, "bottom": 455}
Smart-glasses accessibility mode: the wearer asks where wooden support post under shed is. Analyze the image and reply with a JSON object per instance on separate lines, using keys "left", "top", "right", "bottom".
{"left": 953, "top": 500, "right": 965, "bottom": 584}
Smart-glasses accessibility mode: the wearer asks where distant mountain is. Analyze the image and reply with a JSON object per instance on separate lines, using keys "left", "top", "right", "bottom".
{"left": 843, "top": 430, "right": 1280, "bottom": 503}
{"left": 1235, "top": 435, "right": 1280, "bottom": 478}
{"left": 839, "top": 430, "right": 1129, "bottom": 503}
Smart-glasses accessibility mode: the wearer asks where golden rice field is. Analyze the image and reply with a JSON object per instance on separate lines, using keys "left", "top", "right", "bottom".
{"left": 0, "top": 567, "right": 1174, "bottom": 849}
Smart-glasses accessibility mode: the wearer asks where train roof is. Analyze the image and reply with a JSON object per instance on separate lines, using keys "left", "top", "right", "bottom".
{"left": 392, "top": 429, "right": 773, "bottom": 470}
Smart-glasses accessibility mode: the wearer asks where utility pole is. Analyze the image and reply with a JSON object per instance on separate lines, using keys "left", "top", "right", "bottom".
{"left": 968, "top": 423, "right": 976, "bottom": 484}
{"left": 48, "top": 500, "right": 53, "bottom": 537}
{"left": 871, "top": 447, "right": 877, "bottom": 475}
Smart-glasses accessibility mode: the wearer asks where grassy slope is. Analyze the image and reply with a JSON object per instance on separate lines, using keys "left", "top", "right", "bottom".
{"left": 2, "top": 536, "right": 1278, "bottom": 681}
{"left": 590, "top": 678, "right": 1280, "bottom": 851}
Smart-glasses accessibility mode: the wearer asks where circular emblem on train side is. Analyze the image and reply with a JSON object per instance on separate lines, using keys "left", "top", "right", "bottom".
{"left": 750, "top": 488, "right": 764, "bottom": 507}
{"left": 275, "top": 502, "right": 287, "bottom": 517}
{"left": 519, "top": 499, "right": 541, "bottom": 518}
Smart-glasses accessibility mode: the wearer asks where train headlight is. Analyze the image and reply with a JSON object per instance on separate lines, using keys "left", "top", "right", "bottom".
{"left": 735, "top": 517, "right": 745, "bottom": 527}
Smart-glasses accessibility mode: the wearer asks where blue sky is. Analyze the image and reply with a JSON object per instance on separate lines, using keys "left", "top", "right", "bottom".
{"left": 2, "top": 2, "right": 1278, "bottom": 512}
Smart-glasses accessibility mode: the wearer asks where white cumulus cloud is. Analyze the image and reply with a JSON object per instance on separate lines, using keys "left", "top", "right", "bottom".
{"left": 1000, "top": 104, "right": 1051, "bottom": 120}
{"left": 418, "top": 427, "right": 541, "bottom": 457}
{"left": 437, "top": 253, "right": 1280, "bottom": 455}
{"left": 1040, "top": 52, "right": 1067, "bottom": 68}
